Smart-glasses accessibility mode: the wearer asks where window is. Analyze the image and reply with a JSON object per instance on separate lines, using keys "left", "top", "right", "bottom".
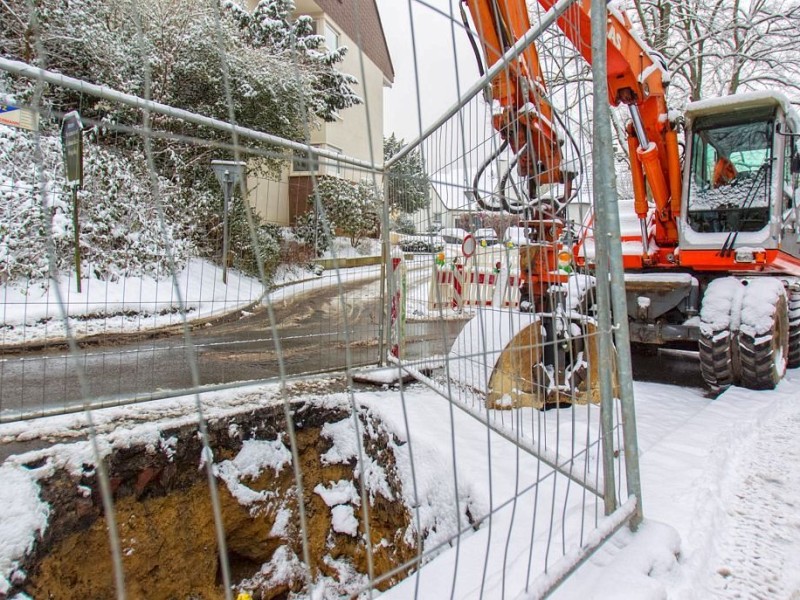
{"left": 292, "top": 146, "right": 320, "bottom": 174}
{"left": 325, "top": 23, "right": 339, "bottom": 52}
{"left": 323, "top": 145, "right": 342, "bottom": 176}
{"left": 783, "top": 128, "right": 798, "bottom": 212}
{"left": 292, "top": 144, "right": 343, "bottom": 175}
{"left": 687, "top": 118, "right": 774, "bottom": 233}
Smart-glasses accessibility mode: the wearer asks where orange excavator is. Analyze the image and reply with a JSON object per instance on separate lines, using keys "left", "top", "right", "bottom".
{"left": 456, "top": 0, "right": 800, "bottom": 403}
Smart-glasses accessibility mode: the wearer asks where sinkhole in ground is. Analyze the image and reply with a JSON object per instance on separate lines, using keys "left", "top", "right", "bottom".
{"left": 14, "top": 401, "right": 417, "bottom": 599}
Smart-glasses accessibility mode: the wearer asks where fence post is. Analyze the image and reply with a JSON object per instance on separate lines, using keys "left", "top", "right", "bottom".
{"left": 591, "top": 0, "right": 643, "bottom": 528}
{"left": 378, "top": 171, "right": 390, "bottom": 365}
{"left": 388, "top": 251, "right": 407, "bottom": 359}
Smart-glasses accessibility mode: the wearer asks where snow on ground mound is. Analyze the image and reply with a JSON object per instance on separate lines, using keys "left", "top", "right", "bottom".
{"left": 0, "top": 259, "right": 263, "bottom": 346}
{"left": 0, "top": 464, "right": 49, "bottom": 595}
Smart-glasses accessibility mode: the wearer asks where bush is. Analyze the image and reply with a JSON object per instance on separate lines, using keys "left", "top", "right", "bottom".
{"left": 280, "top": 239, "right": 316, "bottom": 266}
{"left": 294, "top": 210, "right": 332, "bottom": 257}
{"left": 392, "top": 214, "right": 416, "bottom": 235}
{"left": 228, "top": 198, "right": 283, "bottom": 283}
{"left": 399, "top": 236, "right": 443, "bottom": 253}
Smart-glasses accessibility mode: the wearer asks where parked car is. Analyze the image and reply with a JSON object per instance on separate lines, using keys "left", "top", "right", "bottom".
{"left": 473, "top": 228, "right": 499, "bottom": 246}
{"left": 440, "top": 227, "right": 469, "bottom": 245}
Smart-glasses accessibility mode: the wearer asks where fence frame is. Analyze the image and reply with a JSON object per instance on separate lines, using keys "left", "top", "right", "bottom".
{"left": 0, "top": 0, "right": 643, "bottom": 593}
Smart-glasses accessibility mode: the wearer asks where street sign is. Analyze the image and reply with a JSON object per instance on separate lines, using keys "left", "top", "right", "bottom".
{"left": 0, "top": 104, "right": 39, "bottom": 131}
{"left": 61, "top": 111, "right": 83, "bottom": 187}
{"left": 210, "top": 160, "right": 246, "bottom": 284}
{"left": 211, "top": 160, "right": 246, "bottom": 189}
{"left": 462, "top": 234, "right": 477, "bottom": 258}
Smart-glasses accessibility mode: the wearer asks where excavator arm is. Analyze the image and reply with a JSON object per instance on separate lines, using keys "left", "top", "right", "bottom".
{"left": 462, "top": 0, "right": 567, "bottom": 200}
{"left": 462, "top": 0, "right": 683, "bottom": 251}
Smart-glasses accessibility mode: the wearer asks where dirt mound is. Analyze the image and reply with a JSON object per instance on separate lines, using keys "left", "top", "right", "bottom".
{"left": 12, "top": 401, "right": 417, "bottom": 599}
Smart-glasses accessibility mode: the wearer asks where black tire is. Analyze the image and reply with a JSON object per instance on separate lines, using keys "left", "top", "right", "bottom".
{"left": 739, "top": 295, "right": 789, "bottom": 390}
{"left": 788, "top": 289, "right": 800, "bottom": 369}
{"left": 698, "top": 328, "right": 736, "bottom": 394}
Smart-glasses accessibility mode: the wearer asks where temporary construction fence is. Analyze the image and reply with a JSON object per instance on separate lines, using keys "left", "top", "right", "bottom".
{"left": 0, "top": 0, "right": 641, "bottom": 599}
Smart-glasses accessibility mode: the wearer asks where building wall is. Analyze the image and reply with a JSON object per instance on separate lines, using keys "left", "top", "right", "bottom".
{"left": 246, "top": 163, "right": 291, "bottom": 225}
{"left": 243, "top": 0, "right": 388, "bottom": 226}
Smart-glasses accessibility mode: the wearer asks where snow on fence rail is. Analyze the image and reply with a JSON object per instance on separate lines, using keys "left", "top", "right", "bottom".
{"left": 0, "top": 0, "right": 640, "bottom": 598}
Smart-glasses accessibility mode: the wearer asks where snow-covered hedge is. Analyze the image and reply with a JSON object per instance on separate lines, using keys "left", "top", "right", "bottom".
{"left": 0, "top": 125, "right": 195, "bottom": 283}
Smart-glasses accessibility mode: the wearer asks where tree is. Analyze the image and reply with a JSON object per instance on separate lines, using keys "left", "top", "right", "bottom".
{"left": 384, "top": 134, "right": 431, "bottom": 215}
{"left": 391, "top": 214, "right": 416, "bottom": 235}
{"left": 631, "top": 0, "right": 800, "bottom": 103}
{"left": 294, "top": 210, "right": 331, "bottom": 257}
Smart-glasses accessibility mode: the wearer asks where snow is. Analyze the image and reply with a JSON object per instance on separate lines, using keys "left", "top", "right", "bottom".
{"left": 330, "top": 505, "right": 359, "bottom": 537}
{"left": 740, "top": 277, "right": 786, "bottom": 337}
{"left": 447, "top": 307, "right": 539, "bottom": 393}
{"left": 228, "top": 438, "right": 292, "bottom": 478}
{"left": 1, "top": 356, "right": 800, "bottom": 598}
{"left": 0, "top": 255, "right": 800, "bottom": 600}
{"left": 0, "top": 258, "right": 264, "bottom": 345}
{"left": 314, "top": 480, "right": 360, "bottom": 507}
{"left": 320, "top": 418, "right": 359, "bottom": 466}
{"left": 685, "top": 89, "right": 797, "bottom": 120}
{"left": 215, "top": 438, "right": 291, "bottom": 506}
{"left": 699, "top": 276, "right": 745, "bottom": 333}
{"left": 0, "top": 464, "right": 49, "bottom": 595}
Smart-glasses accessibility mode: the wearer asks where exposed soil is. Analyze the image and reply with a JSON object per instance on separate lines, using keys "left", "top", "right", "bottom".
{"left": 12, "top": 400, "right": 416, "bottom": 599}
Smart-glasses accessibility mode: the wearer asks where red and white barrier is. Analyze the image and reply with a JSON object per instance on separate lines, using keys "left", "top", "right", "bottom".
{"left": 462, "top": 266, "right": 498, "bottom": 307}
{"left": 502, "top": 274, "right": 523, "bottom": 308}
{"left": 428, "top": 264, "right": 456, "bottom": 309}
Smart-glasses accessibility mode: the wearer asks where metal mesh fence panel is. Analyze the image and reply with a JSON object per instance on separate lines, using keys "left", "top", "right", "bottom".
{"left": 0, "top": 0, "right": 641, "bottom": 598}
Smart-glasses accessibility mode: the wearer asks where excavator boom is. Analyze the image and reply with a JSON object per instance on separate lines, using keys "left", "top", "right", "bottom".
{"left": 461, "top": 0, "right": 683, "bottom": 253}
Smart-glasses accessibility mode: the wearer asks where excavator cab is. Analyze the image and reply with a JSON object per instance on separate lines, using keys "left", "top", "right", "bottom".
{"left": 687, "top": 120, "right": 773, "bottom": 234}
{"left": 680, "top": 91, "right": 799, "bottom": 259}
{"left": 686, "top": 110, "right": 774, "bottom": 234}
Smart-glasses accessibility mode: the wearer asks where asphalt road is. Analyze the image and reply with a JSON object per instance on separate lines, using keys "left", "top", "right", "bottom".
{"left": 0, "top": 274, "right": 467, "bottom": 419}
{"left": 0, "top": 264, "right": 706, "bottom": 420}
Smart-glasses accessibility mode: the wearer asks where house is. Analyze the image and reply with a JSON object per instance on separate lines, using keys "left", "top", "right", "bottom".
{"left": 245, "top": 0, "right": 395, "bottom": 226}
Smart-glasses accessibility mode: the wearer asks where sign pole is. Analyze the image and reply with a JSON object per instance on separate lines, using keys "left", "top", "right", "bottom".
{"left": 222, "top": 173, "right": 232, "bottom": 285}
{"left": 61, "top": 111, "right": 83, "bottom": 293}
{"left": 210, "top": 160, "right": 246, "bottom": 285}
{"left": 71, "top": 184, "right": 81, "bottom": 292}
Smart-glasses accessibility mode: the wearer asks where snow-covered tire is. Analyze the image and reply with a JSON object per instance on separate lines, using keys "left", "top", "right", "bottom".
{"left": 698, "top": 277, "right": 745, "bottom": 395}
{"left": 698, "top": 329, "right": 736, "bottom": 394}
{"left": 787, "top": 289, "right": 800, "bottom": 369}
{"left": 738, "top": 294, "right": 789, "bottom": 390}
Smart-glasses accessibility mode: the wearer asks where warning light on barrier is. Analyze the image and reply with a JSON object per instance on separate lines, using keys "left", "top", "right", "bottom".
{"left": 557, "top": 250, "right": 573, "bottom": 273}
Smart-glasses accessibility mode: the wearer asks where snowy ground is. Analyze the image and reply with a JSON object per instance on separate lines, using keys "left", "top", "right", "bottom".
{"left": 1, "top": 241, "right": 797, "bottom": 598}
{"left": 1, "top": 366, "right": 798, "bottom": 598}
{"left": 0, "top": 258, "right": 266, "bottom": 346}
{"left": 0, "top": 247, "right": 384, "bottom": 347}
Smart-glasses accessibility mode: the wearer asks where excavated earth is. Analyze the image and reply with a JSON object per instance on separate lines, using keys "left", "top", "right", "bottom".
{"left": 6, "top": 401, "right": 417, "bottom": 599}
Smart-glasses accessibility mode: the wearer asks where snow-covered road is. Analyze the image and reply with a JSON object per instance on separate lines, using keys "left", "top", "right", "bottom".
{"left": 559, "top": 372, "right": 800, "bottom": 599}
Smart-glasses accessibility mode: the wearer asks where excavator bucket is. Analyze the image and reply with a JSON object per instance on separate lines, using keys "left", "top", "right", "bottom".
{"left": 448, "top": 308, "right": 611, "bottom": 410}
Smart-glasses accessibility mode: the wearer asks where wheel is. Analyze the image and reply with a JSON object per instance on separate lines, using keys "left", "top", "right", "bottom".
{"left": 698, "top": 277, "right": 745, "bottom": 395}
{"left": 698, "top": 328, "right": 736, "bottom": 394}
{"left": 788, "top": 289, "right": 800, "bottom": 368}
{"left": 739, "top": 294, "right": 789, "bottom": 390}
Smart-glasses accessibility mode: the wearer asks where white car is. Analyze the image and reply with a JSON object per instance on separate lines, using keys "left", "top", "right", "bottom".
{"left": 440, "top": 227, "right": 468, "bottom": 245}
{"left": 503, "top": 226, "right": 534, "bottom": 247}
{"left": 473, "top": 228, "right": 499, "bottom": 246}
